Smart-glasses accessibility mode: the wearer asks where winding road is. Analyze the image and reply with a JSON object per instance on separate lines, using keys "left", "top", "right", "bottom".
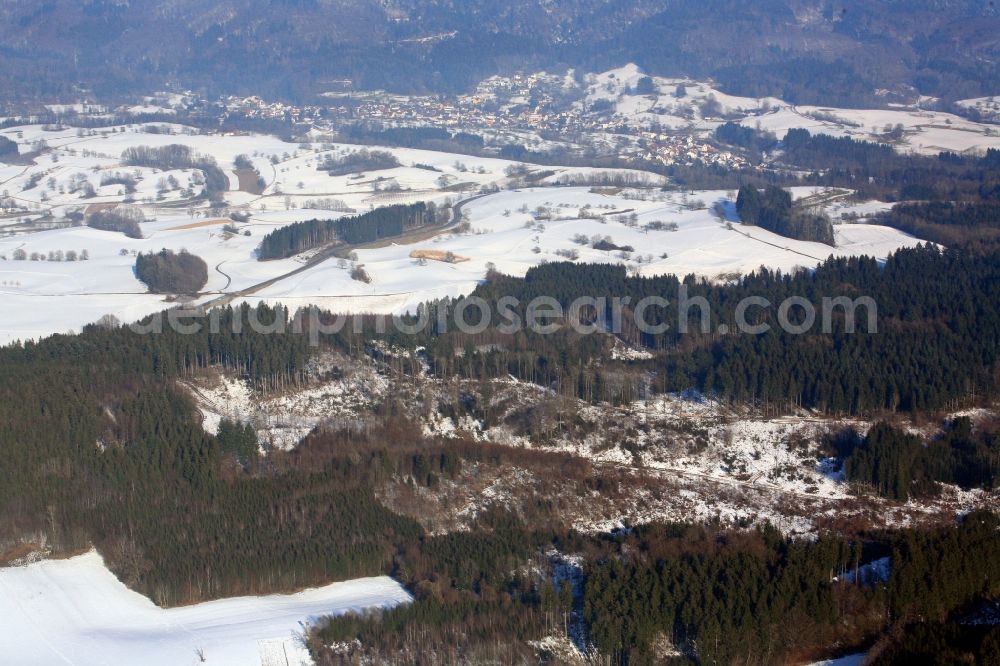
{"left": 214, "top": 261, "right": 232, "bottom": 291}
{"left": 198, "top": 192, "right": 488, "bottom": 309}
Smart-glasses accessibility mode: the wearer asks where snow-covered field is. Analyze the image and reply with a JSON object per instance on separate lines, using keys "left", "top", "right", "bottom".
{"left": 746, "top": 104, "right": 1000, "bottom": 156}
{"left": 0, "top": 121, "right": 935, "bottom": 344}
{"left": 222, "top": 185, "right": 923, "bottom": 319}
{"left": 0, "top": 551, "right": 411, "bottom": 666}
{"left": 957, "top": 95, "right": 1000, "bottom": 123}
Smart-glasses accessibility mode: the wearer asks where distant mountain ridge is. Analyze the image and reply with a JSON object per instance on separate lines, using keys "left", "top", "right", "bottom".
{"left": 0, "top": 0, "right": 997, "bottom": 106}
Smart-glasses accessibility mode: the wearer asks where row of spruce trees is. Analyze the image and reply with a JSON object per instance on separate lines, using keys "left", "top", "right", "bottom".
{"left": 257, "top": 202, "right": 427, "bottom": 259}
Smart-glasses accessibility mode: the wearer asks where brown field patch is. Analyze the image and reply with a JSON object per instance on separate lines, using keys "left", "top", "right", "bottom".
{"left": 235, "top": 168, "right": 264, "bottom": 194}
{"left": 167, "top": 218, "right": 230, "bottom": 231}
{"left": 84, "top": 202, "right": 119, "bottom": 215}
{"left": 409, "top": 249, "right": 470, "bottom": 264}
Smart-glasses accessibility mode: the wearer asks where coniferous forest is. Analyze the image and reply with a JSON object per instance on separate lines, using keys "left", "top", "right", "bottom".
{"left": 8, "top": 126, "right": 1000, "bottom": 661}
{"left": 0, "top": 238, "right": 999, "bottom": 661}
{"left": 135, "top": 249, "right": 209, "bottom": 295}
{"left": 712, "top": 129, "right": 1000, "bottom": 211}
{"left": 464, "top": 244, "right": 1000, "bottom": 414}
{"left": 257, "top": 203, "right": 428, "bottom": 259}
{"left": 736, "top": 184, "right": 836, "bottom": 245}
{"left": 5, "top": 2, "right": 1000, "bottom": 663}
{"left": 842, "top": 419, "right": 1000, "bottom": 500}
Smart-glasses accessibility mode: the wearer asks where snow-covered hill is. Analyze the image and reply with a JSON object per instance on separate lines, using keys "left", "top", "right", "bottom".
{"left": 0, "top": 123, "right": 926, "bottom": 344}
{"left": 0, "top": 551, "right": 410, "bottom": 666}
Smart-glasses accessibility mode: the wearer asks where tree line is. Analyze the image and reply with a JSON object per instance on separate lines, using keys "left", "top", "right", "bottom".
{"left": 875, "top": 200, "right": 1000, "bottom": 247}
{"left": 842, "top": 418, "right": 1000, "bottom": 501}
{"left": 257, "top": 202, "right": 427, "bottom": 259}
{"left": 311, "top": 510, "right": 1000, "bottom": 664}
{"left": 316, "top": 149, "right": 401, "bottom": 176}
{"left": 736, "top": 184, "right": 835, "bottom": 245}
{"left": 713, "top": 127, "right": 1000, "bottom": 206}
{"left": 86, "top": 204, "right": 145, "bottom": 239}
{"left": 458, "top": 244, "right": 1000, "bottom": 414}
{"left": 135, "top": 249, "right": 208, "bottom": 295}
{"left": 582, "top": 512, "right": 1000, "bottom": 664}
{"left": 121, "top": 144, "right": 228, "bottom": 203}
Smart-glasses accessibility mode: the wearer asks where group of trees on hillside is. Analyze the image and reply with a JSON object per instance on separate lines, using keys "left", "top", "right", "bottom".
{"left": 312, "top": 520, "right": 556, "bottom": 663}
{"left": 121, "top": 144, "right": 227, "bottom": 202}
{"left": 582, "top": 512, "right": 1000, "bottom": 664}
{"left": 216, "top": 419, "right": 258, "bottom": 464}
{"left": 736, "top": 184, "right": 835, "bottom": 245}
{"left": 257, "top": 202, "right": 427, "bottom": 259}
{"left": 842, "top": 418, "right": 1000, "bottom": 500}
{"left": 0, "top": 304, "right": 415, "bottom": 604}
{"left": 876, "top": 201, "right": 1000, "bottom": 246}
{"left": 229, "top": 242, "right": 1000, "bottom": 417}
{"left": 338, "top": 125, "right": 486, "bottom": 155}
{"left": 134, "top": 248, "right": 208, "bottom": 294}
{"left": 780, "top": 129, "right": 1000, "bottom": 203}
{"left": 463, "top": 244, "right": 1000, "bottom": 414}
{"left": 317, "top": 149, "right": 401, "bottom": 176}
{"left": 710, "top": 127, "right": 1000, "bottom": 213}
{"left": 714, "top": 121, "right": 779, "bottom": 159}
{"left": 232, "top": 154, "right": 266, "bottom": 194}
{"left": 0, "top": 302, "right": 583, "bottom": 617}
{"left": 87, "top": 205, "right": 145, "bottom": 238}
{"left": 782, "top": 127, "right": 897, "bottom": 170}
{"left": 0, "top": 135, "right": 18, "bottom": 159}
